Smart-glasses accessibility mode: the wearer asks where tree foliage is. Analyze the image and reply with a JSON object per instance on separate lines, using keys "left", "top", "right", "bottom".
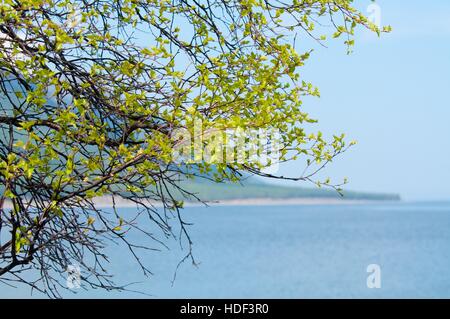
{"left": 0, "top": 0, "right": 387, "bottom": 296}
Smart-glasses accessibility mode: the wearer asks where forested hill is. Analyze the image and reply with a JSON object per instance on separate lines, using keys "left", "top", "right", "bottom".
{"left": 177, "top": 179, "right": 401, "bottom": 202}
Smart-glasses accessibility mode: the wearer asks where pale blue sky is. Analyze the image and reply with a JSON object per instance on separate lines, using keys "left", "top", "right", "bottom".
{"left": 276, "top": 0, "right": 450, "bottom": 201}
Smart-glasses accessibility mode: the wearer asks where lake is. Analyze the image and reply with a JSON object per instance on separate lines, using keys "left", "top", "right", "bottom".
{"left": 2, "top": 201, "right": 450, "bottom": 298}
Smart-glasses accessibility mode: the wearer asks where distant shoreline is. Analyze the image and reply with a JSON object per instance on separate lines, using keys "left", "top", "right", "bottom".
{"left": 0, "top": 197, "right": 397, "bottom": 209}
{"left": 76, "top": 196, "right": 400, "bottom": 208}
{"left": 186, "top": 198, "right": 392, "bottom": 207}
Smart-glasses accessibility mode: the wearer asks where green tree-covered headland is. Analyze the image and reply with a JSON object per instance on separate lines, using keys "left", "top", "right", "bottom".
{"left": 178, "top": 180, "right": 400, "bottom": 202}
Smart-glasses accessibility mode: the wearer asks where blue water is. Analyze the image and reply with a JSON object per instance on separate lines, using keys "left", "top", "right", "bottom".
{"left": 2, "top": 202, "right": 450, "bottom": 298}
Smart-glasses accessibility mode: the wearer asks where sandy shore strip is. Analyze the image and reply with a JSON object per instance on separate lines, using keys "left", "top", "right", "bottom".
{"left": 1, "top": 196, "right": 391, "bottom": 209}
{"left": 188, "top": 198, "right": 382, "bottom": 207}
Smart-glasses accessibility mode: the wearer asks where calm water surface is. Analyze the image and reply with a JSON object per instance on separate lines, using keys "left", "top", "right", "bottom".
{"left": 2, "top": 202, "right": 450, "bottom": 298}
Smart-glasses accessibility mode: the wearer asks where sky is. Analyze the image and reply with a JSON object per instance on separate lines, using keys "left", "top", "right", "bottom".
{"left": 275, "top": 0, "right": 450, "bottom": 201}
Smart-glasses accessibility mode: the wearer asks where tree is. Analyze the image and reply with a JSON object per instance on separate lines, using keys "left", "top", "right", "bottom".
{"left": 0, "top": 0, "right": 388, "bottom": 297}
